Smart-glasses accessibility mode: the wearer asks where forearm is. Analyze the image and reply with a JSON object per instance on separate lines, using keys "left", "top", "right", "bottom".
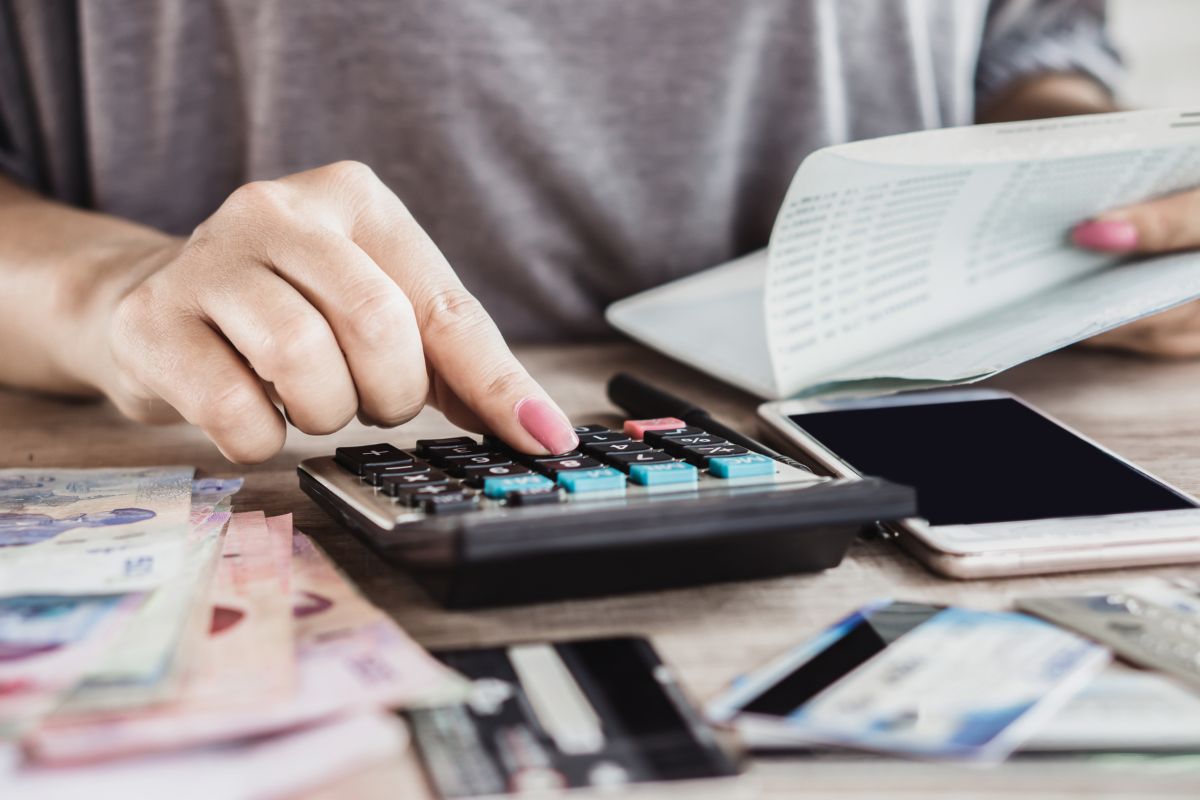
{"left": 977, "top": 72, "right": 1117, "bottom": 124}
{"left": 0, "top": 176, "right": 180, "bottom": 394}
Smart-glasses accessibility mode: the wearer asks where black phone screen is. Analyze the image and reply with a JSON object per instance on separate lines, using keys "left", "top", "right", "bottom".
{"left": 788, "top": 397, "right": 1195, "bottom": 526}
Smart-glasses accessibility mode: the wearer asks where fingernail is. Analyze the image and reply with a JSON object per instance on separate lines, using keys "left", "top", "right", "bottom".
{"left": 1072, "top": 219, "right": 1139, "bottom": 252}
{"left": 515, "top": 396, "right": 578, "bottom": 454}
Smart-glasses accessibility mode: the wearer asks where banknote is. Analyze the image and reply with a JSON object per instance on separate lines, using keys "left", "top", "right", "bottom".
{"left": 0, "top": 467, "right": 195, "bottom": 596}
{"left": 3, "top": 711, "right": 408, "bottom": 800}
{"left": 59, "top": 479, "right": 244, "bottom": 714}
{"left": 0, "top": 740, "right": 15, "bottom": 779}
{"left": 30, "top": 517, "right": 465, "bottom": 763}
{"left": 55, "top": 523, "right": 223, "bottom": 713}
{"left": 188, "top": 478, "right": 244, "bottom": 526}
{"left": 285, "top": 525, "right": 466, "bottom": 712}
{"left": 31, "top": 511, "right": 296, "bottom": 760}
{"left": 0, "top": 593, "right": 145, "bottom": 739}
{"left": 172, "top": 508, "right": 294, "bottom": 711}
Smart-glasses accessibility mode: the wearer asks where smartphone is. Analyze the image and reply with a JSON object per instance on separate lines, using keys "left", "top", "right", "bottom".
{"left": 757, "top": 389, "right": 1200, "bottom": 578}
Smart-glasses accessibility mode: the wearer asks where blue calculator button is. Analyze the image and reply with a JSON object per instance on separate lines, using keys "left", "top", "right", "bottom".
{"left": 628, "top": 461, "right": 698, "bottom": 486}
{"left": 708, "top": 453, "right": 776, "bottom": 479}
{"left": 482, "top": 473, "right": 555, "bottom": 499}
{"left": 557, "top": 467, "right": 626, "bottom": 493}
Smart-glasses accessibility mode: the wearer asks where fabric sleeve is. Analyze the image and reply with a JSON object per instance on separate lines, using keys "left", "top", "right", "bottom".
{"left": 0, "top": 0, "right": 90, "bottom": 203}
{"left": 0, "top": 1, "right": 36, "bottom": 186}
{"left": 976, "top": 0, "right": 1124, "bottom": 110}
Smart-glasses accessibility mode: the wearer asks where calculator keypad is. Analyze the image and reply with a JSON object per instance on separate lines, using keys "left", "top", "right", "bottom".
{"left": 331, "top": 419, "right": 785, "bottom": 515}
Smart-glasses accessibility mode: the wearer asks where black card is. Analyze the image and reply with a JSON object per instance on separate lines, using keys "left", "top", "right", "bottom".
{"left": 407, "top": 637, "right": 739, "bottom": 797}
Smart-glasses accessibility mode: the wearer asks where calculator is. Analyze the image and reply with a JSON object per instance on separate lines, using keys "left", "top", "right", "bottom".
{"left": 298, "top": 417, "right": 915, "bottom": 607}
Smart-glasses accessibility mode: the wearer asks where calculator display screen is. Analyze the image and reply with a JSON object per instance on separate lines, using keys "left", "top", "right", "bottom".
{"left": 789, "top": 397, "right": 1196, "bottom": 525}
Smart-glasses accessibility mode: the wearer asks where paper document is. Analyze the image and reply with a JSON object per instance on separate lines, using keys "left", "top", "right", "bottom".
{"left": 607, "top": 108, "right": 1200, "bottom": 398}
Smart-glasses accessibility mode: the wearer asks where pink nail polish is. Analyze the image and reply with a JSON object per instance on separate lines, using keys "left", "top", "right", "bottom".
{"left": 1072, "top": 219, "right": 1139, "bottom": 252}
{"left": 515, "top": 396, "right": 578, "bottom": 454}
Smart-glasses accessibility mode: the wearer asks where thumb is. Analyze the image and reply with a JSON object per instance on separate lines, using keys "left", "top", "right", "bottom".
{"left": 1072, "top": 188, "right": 1200, "bottom": 254}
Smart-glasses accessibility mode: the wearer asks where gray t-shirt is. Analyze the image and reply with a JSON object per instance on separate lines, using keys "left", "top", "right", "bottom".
{"left": 0, "top": 0, "right": 1119, "bottom": 340}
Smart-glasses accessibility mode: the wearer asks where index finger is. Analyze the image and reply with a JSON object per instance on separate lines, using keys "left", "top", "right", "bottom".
{"left": 1073, "top": 188, "right": 1200, "bottom": 254}
{"left": 287, "top": 162, "right": 579, "bottom": 455}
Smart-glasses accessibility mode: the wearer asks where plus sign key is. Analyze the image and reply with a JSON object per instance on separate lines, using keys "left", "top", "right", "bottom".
{"left": 334, "top": 443, "right": 414, "bottom": 475}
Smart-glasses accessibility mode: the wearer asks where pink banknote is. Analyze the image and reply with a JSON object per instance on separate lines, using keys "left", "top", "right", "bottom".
{"left": 31, "top": 511, "right": 296, "bottom": 760}
{"left": 29, "top": 515, "right": 463, "bottom": 763}
{"left": 0, "top": 593, "right": 145, "bottom": 739}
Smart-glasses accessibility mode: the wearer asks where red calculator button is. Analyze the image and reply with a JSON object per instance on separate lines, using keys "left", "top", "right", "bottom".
{"left": 622, "top": 418, "right": 688, "bottom": 440}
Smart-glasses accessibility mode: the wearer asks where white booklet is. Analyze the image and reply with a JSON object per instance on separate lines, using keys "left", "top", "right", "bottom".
{"left": 606, "top": 108, "right": 1200, "bottom": 399}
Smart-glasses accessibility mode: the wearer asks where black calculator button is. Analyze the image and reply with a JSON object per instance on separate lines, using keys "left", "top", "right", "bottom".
{"left": 415, "top": 436, "right": 478, "bottom": 456}
{"left": 334, "top": 444, "right": 412, "bottom": 476}
{"left": 643, "top": 426, "right": 706, "bottom": 447}
{"left": 681, "top": 443, "right": 749, "bottom": 466}
{"left": 444, "top": 453, "right": 514, "bottom": 476}
{"left": 363, "top": 461, "right": 430, "bottom": 486}
{"left": 448, "top": 452, "right": 512, "bottom": 466}
{"left": 584, "top": 441, "right": 653, "bottom": 459}
{"left": 605, "top": 450, "right": 676, "bottom": 471}
{"left": 507, "top": 487, "right": 563, "bottom": 506}
{"left": 572, "top": 424, "right": 611, "bottom": 435}
{"left": 576, "top": 431, "right": 631, "bottom": 446}
{"left": 427, "top": 443, "right": 495, "bottom": 466}
{"left": 660, "top": 435, "right": 727, "bottom": 457}
{"left": 421, "top": 491, "right": 479, "bottom": 514}
{"left": 522, "top": 450, "right": 584, "bottom": 464}
{"left": 393, "top": 483, "right": 460, "bottom": 507}
{"left": 380, "top": 469, "right": 450, "bottom": 495}
{"left": 460, "top": 463, "right": 533, "bottom": 485}
{"left": 537, "top": 456, "right": 602, "bottom": 474}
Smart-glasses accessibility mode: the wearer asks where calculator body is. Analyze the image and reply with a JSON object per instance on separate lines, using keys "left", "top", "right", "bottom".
{"left": 298, "top": 420, "right": 915, "bottom": 608}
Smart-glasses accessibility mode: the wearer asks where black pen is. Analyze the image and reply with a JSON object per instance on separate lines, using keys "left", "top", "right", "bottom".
{"left": 606, "top": 372, "right": 810, "bottom": 471}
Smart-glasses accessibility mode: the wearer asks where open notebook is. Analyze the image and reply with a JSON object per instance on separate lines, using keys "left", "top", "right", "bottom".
{"left": 606, "top": 108, "right": 1200, "bottom": 399}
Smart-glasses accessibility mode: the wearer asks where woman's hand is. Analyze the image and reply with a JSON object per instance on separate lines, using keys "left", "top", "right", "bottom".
{"left": 75, "top": 161, "right": 578, "bottom": 463}
{"left": 1073, "top": 186, "right": 1200, "bottom": 357}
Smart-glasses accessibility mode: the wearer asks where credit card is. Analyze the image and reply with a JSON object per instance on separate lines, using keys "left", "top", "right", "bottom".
{"left": 1018, "top": 577, "right": 1200, "bottom": 690}
{"left": 407, "top": 637, "right": 738, "bottom": 798}
{"left": 707, "top": 601, "right": 1109, "bottom": 761}
{"left": 1022, "top": 667, "right": 1200, "bottom": 752}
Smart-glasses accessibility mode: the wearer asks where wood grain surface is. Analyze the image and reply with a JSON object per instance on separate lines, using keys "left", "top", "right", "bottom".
{"left": 4, "top": 343, "right": 1199, "bottom": 798}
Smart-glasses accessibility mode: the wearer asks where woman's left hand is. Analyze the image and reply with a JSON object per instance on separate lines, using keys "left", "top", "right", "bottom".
{"left": 1073, "top": 186, "right": 1200, "bottom": 357}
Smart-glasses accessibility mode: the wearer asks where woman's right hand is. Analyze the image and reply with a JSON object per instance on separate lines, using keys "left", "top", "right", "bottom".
{"left": 75, "top": 161, "right": 578, "bottom": 463}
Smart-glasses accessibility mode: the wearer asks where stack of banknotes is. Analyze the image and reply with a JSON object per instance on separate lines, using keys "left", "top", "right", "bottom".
{"left": 0, "top": 467, "right": 467, "bottom": 798}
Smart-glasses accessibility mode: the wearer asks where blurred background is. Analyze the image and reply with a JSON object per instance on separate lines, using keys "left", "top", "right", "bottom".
{"left": 1109, "top": 0, "right": 1200, "bottom": 107}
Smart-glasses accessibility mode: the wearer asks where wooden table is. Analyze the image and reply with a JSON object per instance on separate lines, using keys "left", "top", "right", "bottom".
{"left": 5, "top": 343, "right": 1200, "bottom": 798}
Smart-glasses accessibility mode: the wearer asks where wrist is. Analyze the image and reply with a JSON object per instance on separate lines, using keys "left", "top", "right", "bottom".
{"left": 54, "top": 236, "right": 184, "bottom": 396}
